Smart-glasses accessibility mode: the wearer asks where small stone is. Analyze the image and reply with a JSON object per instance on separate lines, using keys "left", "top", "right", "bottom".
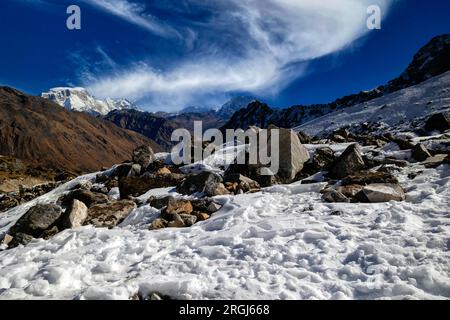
{"left": 207, "top": 202, "right": 222, "bottom": 213}
{"left": 179, "top": 214, "right": 197, "bottom": 226}
{"left": 156, "top": 167, "right": 171, "bottom": 174}
{"left": 322, "top": 190, "right": 350, "bottom": 203}
{"left": 168, "top": 214, "right": 185, "bottom": 228}
{"left": 149, "top": 218, "right": 168, "bottom": 230}
{"left": 8, "top": 233, "right": 34, "bottom": 248}
{"left": 41, "top": 226, "right": 59, "bottom": 240}
{"left": 1, "top": 234, "right": 13, "bottom": 246}
{"left": 165, "top": 199, "right": 193, "bottom": 216}
{"left": 195, "top": 212, "right": 210, "bottom": 221}
{"left": 150, "top": 293, "right": 163, "bottom": 301}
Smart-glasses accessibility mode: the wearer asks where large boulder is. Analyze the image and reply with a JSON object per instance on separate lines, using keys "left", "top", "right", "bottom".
{"left": 177, "top": 172, "right": 230, "bottom": 197}
{"left": 362, "top": 184, "right": 406, "bottom": 203}
{"left": 8, "top": 204, "right": 62, "bottom": 238}
{"left": 119, "top": 173, "right": 185, "bottom": 198}
{"left": 329, "top": 144, "right": 365, "bottom": 179}
{"left": 412, "top": 144, "right": 432, "bottom": 162}
{"left": 266, "top": 127, "right": 310, "bottom": 181}
{"left": 132, "top": 145, "right": 155, "bottom": 169}
{"left": 425, "top": 111, "right": 450, "bottom": 132}
{"left": 84, "top": 200, "right": 137, "bottom": 228}
{"left": 60, "top": 189, "right": 109, "bottom": 208}
{"left": 62, "top": 199, "right": 88, "bottom": 229}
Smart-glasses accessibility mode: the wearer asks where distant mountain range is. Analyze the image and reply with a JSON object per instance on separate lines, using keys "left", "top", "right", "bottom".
{"left": 41, "top": 87, "right": 137, "bottom": 116}
{"left": 0, "top": 87, "right": 160, "bottom": 173}
{"left": 222, "top": 34, "right": 450, "bottom": 131}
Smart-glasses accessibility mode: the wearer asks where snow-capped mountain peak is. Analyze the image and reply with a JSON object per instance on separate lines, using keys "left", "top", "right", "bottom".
{"left": 41, "top": 87, "right": 136, "bottom": 116}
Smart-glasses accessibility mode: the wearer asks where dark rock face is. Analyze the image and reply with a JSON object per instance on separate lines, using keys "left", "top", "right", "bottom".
{"left": 329, "top": 144, "right": 365, "bottom": 179}
{"left": 425, "top": 111, "right": 450, "bottom": 132}
{"left": 119, "top": 173, "right": 185, "bottom": 198}
{"left": 9, "top": 233, "right": 34, "bottom": 248}
{"left": 8, "top": 204, "right": 62, "bottom": 238}
{"left": 412, "top": 144, "right": 432, "bottom": 162}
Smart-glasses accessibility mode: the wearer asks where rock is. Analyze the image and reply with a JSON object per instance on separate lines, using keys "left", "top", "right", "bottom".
{"left": 425, "top": 111, "right": 450, "bottom": 132}
{"left": 329, "top": 144, "right": 365, "bottom": 179}
{"left": 129, "top": 164, "right": 142, "bottom": 177}
{"left": 267, "top": 127, "right": 310, "bottom": 181}
{"left": 85, "top": 200, "right": 137, "bottom": 228}
{"left": 150, "top": 293, "right": 163, "bottom": 301}
{"left": 149, "top": 218, "right": 168, "bottom": 230}
{"left": 412, "top": 144, "right": 432, "bottom": 162}
{"left": 381, "top": 158, "right": 409, "bottom": 167}
{"left": 8, "top": 233, "right": 34, "bottom": 248}
{"left": 132, "top": 145, "right": 155, "bottom": 169}
{"left": 179, "top": 214, "right": 197, "bottom": 226}
{"left": 1, "top": 234, "right": 13, "bottom": 246}
{"left": 362, "top": 184, "right": 406, "bottom": 203}
{"left": 195, "top": 212, "right": 210, "bottom": 221}
{"left": 91, "top": 185, "right": 109, "bottom": 194}
{"left": 330, "top": 134, "right": 347, "bottom": 143}
{"left": 224, "top": 173, "right": 260, "bottom": 194}
{"left": 322, "top": 189, "right": 350, "bottom": 203}
{"left": 165, "top": 199, "right": 193, "bottom": 216}
{"left": 62, "top": 199, "right": 88, "bottom": 229}
{"left": 41, "top": 226, "right": 59, "bottom": 240}
{"left": 60, "top": 189, "right": 109, "bottom": 208}
{"left": 147, "top": 196, "right": 173, "bottom": 209}
{"left": 336, "top": 185, "right": 364, "bottom": 197}
{"left": 422, "top": 154, "right": 448, "bottom": 168}
{"left": 115, "top": 163, "right": 133, "bottom": 178}
{"left": 71, "top": 181, "right": 93, "bottom": 191}
{"left": 168, "top": 214, "right": 185, "bottom": 228}
{"left": 190, "top": 199, "right": 222, "bottom": 213}
{"left": 8, "top": 204, "right": 62, "bottom": 238}
{"left": 312, "top": 147, "right": 335, "bottom": 171}
{"left": 297, "top": 131, "right": 312, "bottom": 144}
{"left": 156, "top": 167, "right": 171, "bottom": 174}
{"left": 119, "top": 173, "right": 185, "bottom": 198}
{"left": 342, "top": 171, "right": 398, "bottom": 186}
{"left": 177, "top": 172, "right": 229, "bottom": 196}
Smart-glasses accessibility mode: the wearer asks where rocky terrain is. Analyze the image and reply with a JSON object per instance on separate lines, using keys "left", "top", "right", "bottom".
{"left": 0, "top": 104, "right": 449, "bottom": 298}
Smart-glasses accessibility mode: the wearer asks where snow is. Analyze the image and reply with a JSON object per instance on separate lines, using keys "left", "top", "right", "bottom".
{"left": 41, "top": 87, "right": 136, "bottom": 116}
{"left": 296, "top": 71, "right": 450, "bottom": 137}
{"left": 1, "top": 159, "right": 449, "bottom": 300}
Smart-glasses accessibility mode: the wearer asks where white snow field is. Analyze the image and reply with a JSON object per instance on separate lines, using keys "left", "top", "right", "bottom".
{"left": 0, "top": 160, "right": 449, "bottom": 300}
{"left": 296, "top": 71, "right": 450, "bottom": 137}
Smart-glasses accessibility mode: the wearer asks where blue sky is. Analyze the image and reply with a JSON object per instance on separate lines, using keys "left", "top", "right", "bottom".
{"left": 0, "top": 0, "right": 449, "bottom": 111}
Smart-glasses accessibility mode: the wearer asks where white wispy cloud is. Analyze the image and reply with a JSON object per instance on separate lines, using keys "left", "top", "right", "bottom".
{"left": 81, "top": 0, "right": 179, "bottom": 37}
{"left": 83, "top": 0, "right": 394, "bottom": 111}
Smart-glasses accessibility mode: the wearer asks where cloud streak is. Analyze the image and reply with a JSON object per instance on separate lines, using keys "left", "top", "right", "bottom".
{"left": 83, "top": 0, "right": 394, "bottom": 111}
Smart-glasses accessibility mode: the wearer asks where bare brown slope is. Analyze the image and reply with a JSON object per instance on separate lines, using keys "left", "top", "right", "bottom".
{"left": 0, "top": 87, "right": 161, "bottom": 173}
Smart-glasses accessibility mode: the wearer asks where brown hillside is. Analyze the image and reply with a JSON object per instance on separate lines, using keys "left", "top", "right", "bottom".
{"left": 0, "top": 87, "right": 161, "bottom": 173}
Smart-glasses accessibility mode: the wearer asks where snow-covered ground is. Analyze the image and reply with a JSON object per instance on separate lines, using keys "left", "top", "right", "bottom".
{"left": 296, "top": 71, "right": 450, "bottom": 137}
{"left": 0, "top": 160, "right": 449, "bottom": 300}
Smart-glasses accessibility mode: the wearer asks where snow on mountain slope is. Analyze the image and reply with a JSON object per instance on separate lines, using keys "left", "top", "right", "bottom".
{"left": 0, "top": 154, "right": 449, "bottom": 300}
{"left": 41, "top": 87, "right": 136, "bottom": 116}
{"left": 296, "top": 71, "right": 450, "bottom": 137}
{"left": 216, "top": 96, "right": 257, "bottom": 119}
